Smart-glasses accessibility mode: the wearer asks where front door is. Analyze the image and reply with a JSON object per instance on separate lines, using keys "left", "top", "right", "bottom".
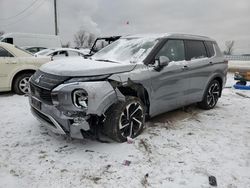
{"left": 149, "top": 39, "right": 189, "bottom": 116}
{"left": 0, "top": 47, "right": 15, "bottom": 91}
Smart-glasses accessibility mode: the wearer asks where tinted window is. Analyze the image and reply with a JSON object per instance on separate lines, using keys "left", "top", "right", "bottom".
{"left": 59, "top": 51, "right": 68, "bottom": 56}
{"left": 0, "top": 47, "right": 14, "bottom": 57}
{"left": 156, "top": 40, "right": 185, "bottom": 62}
{"left": 185, "top": 40, "right": 207, "bottom": 60}
{"left": 3, "top": 37, "right": 13, "bottom": 44}
{"left": 205, "top": 41, "right": 215, "bottom": 57}
{"left": 38, "top": 47, "right": 46, "bottom": 51}
{"left": 27, "top": 47, "right": 39, "bottom": 54}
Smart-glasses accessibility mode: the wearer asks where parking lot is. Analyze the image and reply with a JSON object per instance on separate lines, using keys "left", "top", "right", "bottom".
{"left": 0, "top": 73, "right": 249, "bottom": 188}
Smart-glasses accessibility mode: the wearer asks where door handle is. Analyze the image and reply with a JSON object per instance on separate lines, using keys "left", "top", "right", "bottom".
{"left": 209, "top": 62, "right": 213, "bottom": 65}
{"left": 182, "top": 65, "right": 189, "bottom": 71}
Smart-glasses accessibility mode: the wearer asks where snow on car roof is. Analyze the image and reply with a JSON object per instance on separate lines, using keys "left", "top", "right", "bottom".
{"left": 123, "top": 33, "right": 215, "bottom": 41}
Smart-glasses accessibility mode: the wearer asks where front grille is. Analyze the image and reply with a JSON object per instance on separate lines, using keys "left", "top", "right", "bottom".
{"left": 31, "top": 70, "right": 70, "bottom": 90}
{"left": 30, "top": 82, "right": 52, "bottom": 104}
{"left": 30, "top": 70, "right": 70, "bottom": 104}
{"left": 31, "top": 107, "right": 56, "bottom": 128}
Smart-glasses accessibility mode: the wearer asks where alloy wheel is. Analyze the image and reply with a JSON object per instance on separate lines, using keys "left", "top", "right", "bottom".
{"left": 119, "top": 102, "right": 144, "bottom": 138}
{"left": 19, "top": 77, "right": 30, "bottom": 94}
{"left": 207, "top": 82, "right": 220, "bottom": 108}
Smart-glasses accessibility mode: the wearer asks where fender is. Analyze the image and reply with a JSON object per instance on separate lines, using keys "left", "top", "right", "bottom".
{"left": 53, "top": 81, "right": 125, "bottom": 116}
{"left": 8, "top": 65, "right": 38, "bottom": 88}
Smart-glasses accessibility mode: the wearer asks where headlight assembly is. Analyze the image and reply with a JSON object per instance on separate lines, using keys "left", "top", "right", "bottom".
{"left": 72, "top": 89, "right": 88, "bottom": 109}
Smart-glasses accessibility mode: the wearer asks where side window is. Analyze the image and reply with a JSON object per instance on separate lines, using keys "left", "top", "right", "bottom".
{"left": 59, "top": 51, "right": 68, "bottom": 56}
{"left": 205, "top": 41, "right": 215, "bottom": 57}
{"left": 52, "top": 51, "right": 58, "bottom": 56}
{"left": 0, "top": 47, "right": 14, "bottom": 57}
{"left": 27, "top": 47, "right": 38, "bottom": 54}
{"left": 3, "top": 38, "right": 13, "bottom": 44}
{"left": 68, "top": 51, "right": 80, "bottom": 56}
{"left": 185, "top": 40, "right": 207, "bottom": 60}
{"left": 155, "top": 40, "right": 185, "bottom": 62}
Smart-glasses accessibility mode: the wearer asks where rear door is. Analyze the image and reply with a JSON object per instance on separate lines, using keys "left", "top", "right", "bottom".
{"left": 0, "top": 47, "right": 15, "bottom": 91}
{"left": 184, "top": 40, "right": 211, "bottom": 103}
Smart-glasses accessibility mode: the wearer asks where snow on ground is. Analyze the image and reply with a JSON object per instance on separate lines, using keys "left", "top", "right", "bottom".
{"left": 0, "top": 73, "right": 249, "bottom": 188}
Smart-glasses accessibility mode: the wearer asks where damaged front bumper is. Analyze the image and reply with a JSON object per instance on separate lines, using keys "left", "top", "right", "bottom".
{"left": 29, "top": 81, "right": 124, "bottom": 139}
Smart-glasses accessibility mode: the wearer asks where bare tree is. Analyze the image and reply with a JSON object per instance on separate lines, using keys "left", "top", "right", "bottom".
{"left": 62, "top": 41, "right": 70, "bottom": 48}
{"left": 74, "top": 30, "right": 87, "bottom": 48}
{"left": 0, "top": 31, "right": 4, "bottom": 36}
{"left": 224, "top": 40, "right": 234, "bottom": 55}
{"left": 87, "top": 33, "right": 96, "bottom": 48}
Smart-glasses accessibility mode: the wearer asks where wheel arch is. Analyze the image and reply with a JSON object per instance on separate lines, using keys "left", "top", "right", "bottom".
{"left": 11, "top": 69, "right": 36, "bottom": 90}
{"left": 112, "top": 80, "right": 150, "bottom": 115}
{"left": 202, "top": 74, "right": 223, "bottom": 100}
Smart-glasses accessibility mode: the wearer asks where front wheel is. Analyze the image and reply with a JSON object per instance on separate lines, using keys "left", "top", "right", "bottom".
{"left": 13, "top": 73, "right": 33, "bottom": 95}
{"left": 198, "top": 80, "right": 221, "bottom": 110}
{"left": 103, "top": 96, "right": 145, "bottom": 142}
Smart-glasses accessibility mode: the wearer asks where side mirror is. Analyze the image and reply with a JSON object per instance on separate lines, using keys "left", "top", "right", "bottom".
{"left": 159, "top": 56, "right": 170, "bottom": 66}
{"left": 154, "top": 56, "right": 170, "bottom": 71}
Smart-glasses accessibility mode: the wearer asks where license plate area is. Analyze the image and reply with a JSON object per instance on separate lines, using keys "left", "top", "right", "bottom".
{"left": 31, "top": 97, "right": 41, "bottom": 110}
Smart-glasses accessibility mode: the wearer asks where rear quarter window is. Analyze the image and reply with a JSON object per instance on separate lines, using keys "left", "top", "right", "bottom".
{"left": 185, "top": 40, "right": 207, "bottom": 60}
{"left": 0, "top": 47, "right": 14, "bottom": 57}
{"left": 205, "top": 41, "right": 215, "bottom": 57}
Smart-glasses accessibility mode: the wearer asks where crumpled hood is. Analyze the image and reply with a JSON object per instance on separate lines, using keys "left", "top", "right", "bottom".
{"left": 40, "top": 57, "right": 136, "bottom": 76}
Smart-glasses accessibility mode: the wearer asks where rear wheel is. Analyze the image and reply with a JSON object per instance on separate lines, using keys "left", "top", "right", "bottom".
{"left": 103, "top": 96, "right": 145, "bottom": 142}
{"left": 198, "top": 80, "right": 221, "bottom": 110}
{"left": 13, "top": 73, "right": 33, "bottom": 95}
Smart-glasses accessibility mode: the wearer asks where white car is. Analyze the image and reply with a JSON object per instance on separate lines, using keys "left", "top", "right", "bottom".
{"left": 0, "top": 42, "right": 50, "bottom": 94}
{"left": 35, "top": 48, "right": 86, "bottom": 59}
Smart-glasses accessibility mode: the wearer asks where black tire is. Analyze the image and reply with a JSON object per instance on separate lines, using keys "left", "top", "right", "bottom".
{"left": 198, "top": 80, "right": 221, "bottom": 110}
{"left": 13, "top": 72, "right": 33, "bottom": 95}
{"left": 103, "top": 96, "right": 145, "bottom": 142}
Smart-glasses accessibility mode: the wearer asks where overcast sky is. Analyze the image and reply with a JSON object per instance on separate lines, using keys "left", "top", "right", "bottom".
{"left": 0, "top": 0, "right": 249, "bottom": 54}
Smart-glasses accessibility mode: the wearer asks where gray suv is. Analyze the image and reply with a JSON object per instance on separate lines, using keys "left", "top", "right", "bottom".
{"left": 29, "top": 33, "right": 228, "bottom": 142}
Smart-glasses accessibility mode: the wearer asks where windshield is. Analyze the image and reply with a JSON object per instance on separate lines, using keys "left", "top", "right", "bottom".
{"left": 92, "top": 37, "right": 158, "bottom": 64}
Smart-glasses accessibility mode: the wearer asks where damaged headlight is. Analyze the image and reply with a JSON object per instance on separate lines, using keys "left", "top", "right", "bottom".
{"left": 65, "top": 74, "right": 111, "bottom": 83}
{"left": 72, "top": 89, "right": 88, "bottom": 109}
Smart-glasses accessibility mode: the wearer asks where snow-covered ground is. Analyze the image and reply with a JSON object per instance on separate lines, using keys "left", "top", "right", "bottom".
{"left": 0, "top": 73, "right": 249, "bottom": 188}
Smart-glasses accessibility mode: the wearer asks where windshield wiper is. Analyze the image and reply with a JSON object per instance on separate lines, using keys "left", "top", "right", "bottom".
{"left": 95, "top": 59, "right": 118, "bottom": 63}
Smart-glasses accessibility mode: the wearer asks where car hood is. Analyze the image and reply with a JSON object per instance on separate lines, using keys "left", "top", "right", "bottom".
{"left": 39, "top": 57, "right": 136, "bottom": 76}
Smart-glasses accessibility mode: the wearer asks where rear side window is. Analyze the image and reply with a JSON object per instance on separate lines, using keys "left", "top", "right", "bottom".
{"left": 205, "top": 41, "right": 215, "bottom": 57}
{"left": 185, "top": 40, "right": 207, "bottom": 60}
{"left": 0, "top": 47, "right": 14, "bottom": 57}
{"left": 2, "top": 37, "right": 13, "bottom": 44}
{"left": 155, "top": 39, "right": 185, "bottom": 62}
